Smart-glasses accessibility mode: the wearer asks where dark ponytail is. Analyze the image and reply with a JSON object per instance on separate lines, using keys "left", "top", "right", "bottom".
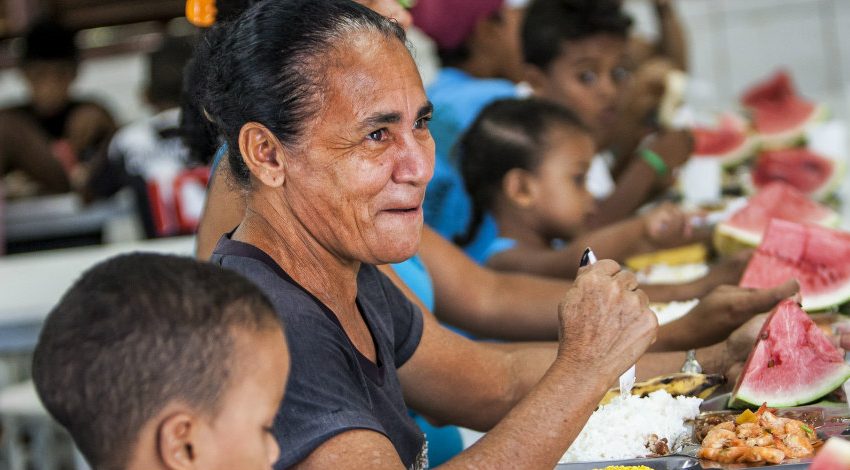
{"left": 192, "top": 0, "right": 406, "bottom": 188}
{"left": 456, "top": 98, "right": 588, "bottom": 245}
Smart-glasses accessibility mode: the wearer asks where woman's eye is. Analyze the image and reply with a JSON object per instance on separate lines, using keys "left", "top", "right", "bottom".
{"left": 612, "top": 66, "right": 631, "bottom": 83}
{"left": 414, "top": 115, "right": 432, "bottom": 130}
{"left": 578, "top": 71, "right": 597, "bottom": 84}
{"left": 367, "top": 128, "right": 388, "bottom": 141}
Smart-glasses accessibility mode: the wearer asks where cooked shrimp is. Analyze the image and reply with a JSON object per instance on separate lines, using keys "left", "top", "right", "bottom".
{"left": 780, "top": 433, "right": 814, "bottom": 459}
{"left": 746, "top": 446, "right": 786, "bottom": 464}
{"left": 702, "top": 428, "right": 738, "bottom": 449}
{"left": 759, "top": 410, "right": 787, "bottom": 435}
{"left": 716, "top": 421, "right": 735, "bottom": 432}
{"left": 736, "top": 423, "right": 773, "bottom": 447}
{"left": 698, "top": 446, "right": 749, "bottom": 463}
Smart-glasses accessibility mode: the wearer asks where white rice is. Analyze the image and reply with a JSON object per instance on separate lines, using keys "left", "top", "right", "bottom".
{"left": 650, "top": 299, "right": 700, "bottom": 325}
{"left": 559, "top": 390, "right": 702, "bottom": 463}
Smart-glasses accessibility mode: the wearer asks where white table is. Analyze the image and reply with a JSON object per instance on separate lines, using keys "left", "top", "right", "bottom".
{"left": 0, "top": 236, "right": 195, "bottom": 351}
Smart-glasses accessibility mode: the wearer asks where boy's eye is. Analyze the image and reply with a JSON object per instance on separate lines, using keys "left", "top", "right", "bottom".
{"left": 578, "top": 71, "right": 597, "bottom": 84}
{"left": 611, "top": 66, "right": 631, "bottom": 83}
{"left": 367, "top": 128, "right": 388, "bottom": 142}
{"left": 414, "top": 115, "right": 432, "bottom": 130}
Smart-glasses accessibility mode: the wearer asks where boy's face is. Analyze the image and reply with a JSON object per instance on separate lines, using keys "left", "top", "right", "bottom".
{"left": 22, "top": 60, "right": 77, "bottom": 115}
{"left": 530, "top": 34, "right": 631, "bottom": 148}
{"left": 194, "top": 326, "right": 289, "bottom": 470}
{"left": 530, "top": 124, "right": 596, "bottom": 239}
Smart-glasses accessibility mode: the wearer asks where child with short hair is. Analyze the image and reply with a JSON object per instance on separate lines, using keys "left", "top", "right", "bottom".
{"left": 459, "top": 98, "right": 745, "bottom": 298}
{"left": 32, "top": 253, "right": 289, "bottom": 470}
{"left": 522, "top": 0, "right": 694, "bottom": 226}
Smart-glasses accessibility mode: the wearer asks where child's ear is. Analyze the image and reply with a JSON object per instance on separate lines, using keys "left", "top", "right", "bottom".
{"left": 525, "top": 64, "right": 549, "bottom": 96}
{"left": 157, "top": 412, "right": 198, "bottom": 470}
{"left": 503, "top": 168, "right": 537, "bottom": 208}
{"left": 238, "top": 122, "right": 288, "bottom": 188}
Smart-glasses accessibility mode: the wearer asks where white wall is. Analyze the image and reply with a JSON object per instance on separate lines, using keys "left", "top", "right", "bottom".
{"left": 625, "top": 0, "right": 850, "bottom": 119}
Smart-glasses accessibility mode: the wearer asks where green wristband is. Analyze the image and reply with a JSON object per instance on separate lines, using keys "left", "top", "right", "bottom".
{"left": 640, "top": 148, "right": 669, "bottom": 177}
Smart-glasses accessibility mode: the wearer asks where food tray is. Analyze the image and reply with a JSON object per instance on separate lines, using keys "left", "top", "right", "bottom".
{"left": 555, "top": 455, "right": 700, "bottom": 470}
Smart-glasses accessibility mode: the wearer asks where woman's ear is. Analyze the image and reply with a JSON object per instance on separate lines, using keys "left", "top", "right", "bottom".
{"left": 238, "top": 122, "right": 287, "bottom": 188}
{"left": 157, "top": 412, "right": 198, "bottom": 470}
{"left": 503, "top": 168, "right": 537, "bottom": 208}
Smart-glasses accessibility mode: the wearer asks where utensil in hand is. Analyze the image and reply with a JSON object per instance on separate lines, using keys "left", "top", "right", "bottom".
{"left": 579, "top": 248, "right": 636, "bottom": 398}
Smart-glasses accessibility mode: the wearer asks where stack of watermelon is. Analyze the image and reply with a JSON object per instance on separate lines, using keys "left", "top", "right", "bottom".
{"left": 688, "top": 70, "right": 844, "bottom": 202}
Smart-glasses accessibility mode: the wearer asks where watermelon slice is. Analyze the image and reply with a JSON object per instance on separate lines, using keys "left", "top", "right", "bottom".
{"left": 810, "top": 438, "right": 850, "bottom": 470}
{"left": 740, "top": 219, "right": 850, "bottom": 311}
{"left": 692, "top": 114, "right": 757, "bottom": 167}
{"left": 714, "top": 181, "right": 839, "bottom": 254}
{"left": 741, "top": 70, "right": 826, "bottom": 149}
{"left": 750, "top": 147, "right": 843, "bottom": 201}
{"left": 730, "top": 298, "right": 850, "bottom": 408}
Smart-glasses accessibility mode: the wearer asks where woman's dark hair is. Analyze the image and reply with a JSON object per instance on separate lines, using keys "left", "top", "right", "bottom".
{"left": 191, "top": 0, "right": 406, "bottom": 188}
{"left": 456, "top": 98, "right": 588, "bottom": 245}
{"left": 522, "top": 0, "right": 632, "bottom": 70}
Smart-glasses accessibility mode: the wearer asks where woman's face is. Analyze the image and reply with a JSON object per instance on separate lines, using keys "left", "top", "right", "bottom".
{"left": 281, "top": 32, "right": 434, "bottom": 265}
{"left": 532, "top": 34, "right": 631, "bottom": 147}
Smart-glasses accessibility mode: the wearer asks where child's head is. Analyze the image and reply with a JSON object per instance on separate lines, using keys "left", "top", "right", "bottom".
{"left": 521, "top": 0, "right": 633, "bottom": 146}
{"left": 20, "top": 19, "right": 80, "bottom": 115}
{"left": 458, "top": 98, "right": 596, "bottom": 244}
{"left": 32, "top": 254, "right": 289, "bottom": 470}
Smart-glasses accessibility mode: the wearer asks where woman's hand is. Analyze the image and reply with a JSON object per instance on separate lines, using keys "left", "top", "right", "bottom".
{"left": 643, "top": 202, "right": 692, "bottom": 247}
{"left": 556, "top": 259, "right": 658, "bottom": 378}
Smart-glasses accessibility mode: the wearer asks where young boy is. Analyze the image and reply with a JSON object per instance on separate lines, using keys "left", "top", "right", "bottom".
{"left": 522, "top": 0, "right": 693, "bottom": 226}
{"left": 32, "top": 253, "right": 289, "bottom": 470}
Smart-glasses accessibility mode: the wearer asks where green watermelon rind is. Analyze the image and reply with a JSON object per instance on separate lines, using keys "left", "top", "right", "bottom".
{"left": 729, "top": 363, "right": 850, "bottom": 409}
{"left": 756, "top": 104, "right": 830, "bottom": 150}
{"left": 697, "top": 135, "right": 759, "bottom": 169}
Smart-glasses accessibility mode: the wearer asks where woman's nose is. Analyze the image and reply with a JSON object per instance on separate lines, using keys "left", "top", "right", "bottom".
{"left": 394, "top": 137, "right": 434, "bottom": 186}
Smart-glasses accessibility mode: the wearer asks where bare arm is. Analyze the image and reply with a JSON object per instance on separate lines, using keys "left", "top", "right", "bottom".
{"left": 195, "top": 158, "right": 247, "bottom": 260}
{"left": 654, "top": 0, "right": 688, "bottom": 71}
{"left": 0, "top": 111, "right": 70, "bottom": 193}
{"left": 295, "top": 261, "right": 657, "bottom": 470}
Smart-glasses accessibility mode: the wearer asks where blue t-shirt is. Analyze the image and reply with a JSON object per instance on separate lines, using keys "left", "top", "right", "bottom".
{"left": 212, "top": 235, "right": 428, "bottom": 469}
{"left": 424, "top": 68, "right": 518, "bottom": 244}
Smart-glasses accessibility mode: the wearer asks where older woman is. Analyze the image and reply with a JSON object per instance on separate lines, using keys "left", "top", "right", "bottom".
{"left": 198, "top": 1, "right": 658, "bottom": 468}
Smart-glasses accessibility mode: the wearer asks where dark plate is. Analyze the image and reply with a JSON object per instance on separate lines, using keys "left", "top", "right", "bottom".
{"left": 555, "top": 455, "right": 701, "bottom": 470}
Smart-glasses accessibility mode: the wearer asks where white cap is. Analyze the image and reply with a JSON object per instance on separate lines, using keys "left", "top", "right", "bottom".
{"left": 505, "top": 0, "right": 530, "bottom": 8}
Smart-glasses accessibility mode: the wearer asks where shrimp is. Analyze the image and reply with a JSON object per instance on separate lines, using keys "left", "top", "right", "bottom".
{"left": 759, "top": 410, "right": 788, "bottom": 435}
{"left": 745, "top": 446, "right": 786, "bottom": 464}
{"left": 780, "top": 433, "right": 814, "bottom": 459}
{"left": 702, "top": 428, "right": 738, "bottom": 449}
{"left": 716, "top": 421, "right": 735, "bottom": 432}
{"left": 736, "top": 423, "right": 773, "bottom": 447}
{"left": 698, "top": 446, "right": 750, "bottom": 463}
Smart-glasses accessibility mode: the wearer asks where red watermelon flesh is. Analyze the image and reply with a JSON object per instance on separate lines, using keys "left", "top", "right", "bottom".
{"left": 693, "top": 114, "right": 754, "bottom": 166}
{"left": 741, "top": 70, "right": 821, "bottom": 148}
{"left": 752, "top": 148, "right": 837, "bottom": 199}
{"left": 715, "top": 182, "right": 838, "bottom": 246}
{"left": 730, "top": 298, "right": 850, "bottom": 408}
{"left": 810, "top": 438, "right": 850, "bottom": 470}
{"left": 742, "top": 70, "right": 799, "bottom": 109}
{"left": 740, "top": 219, "right": 850, "bottom": 311}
